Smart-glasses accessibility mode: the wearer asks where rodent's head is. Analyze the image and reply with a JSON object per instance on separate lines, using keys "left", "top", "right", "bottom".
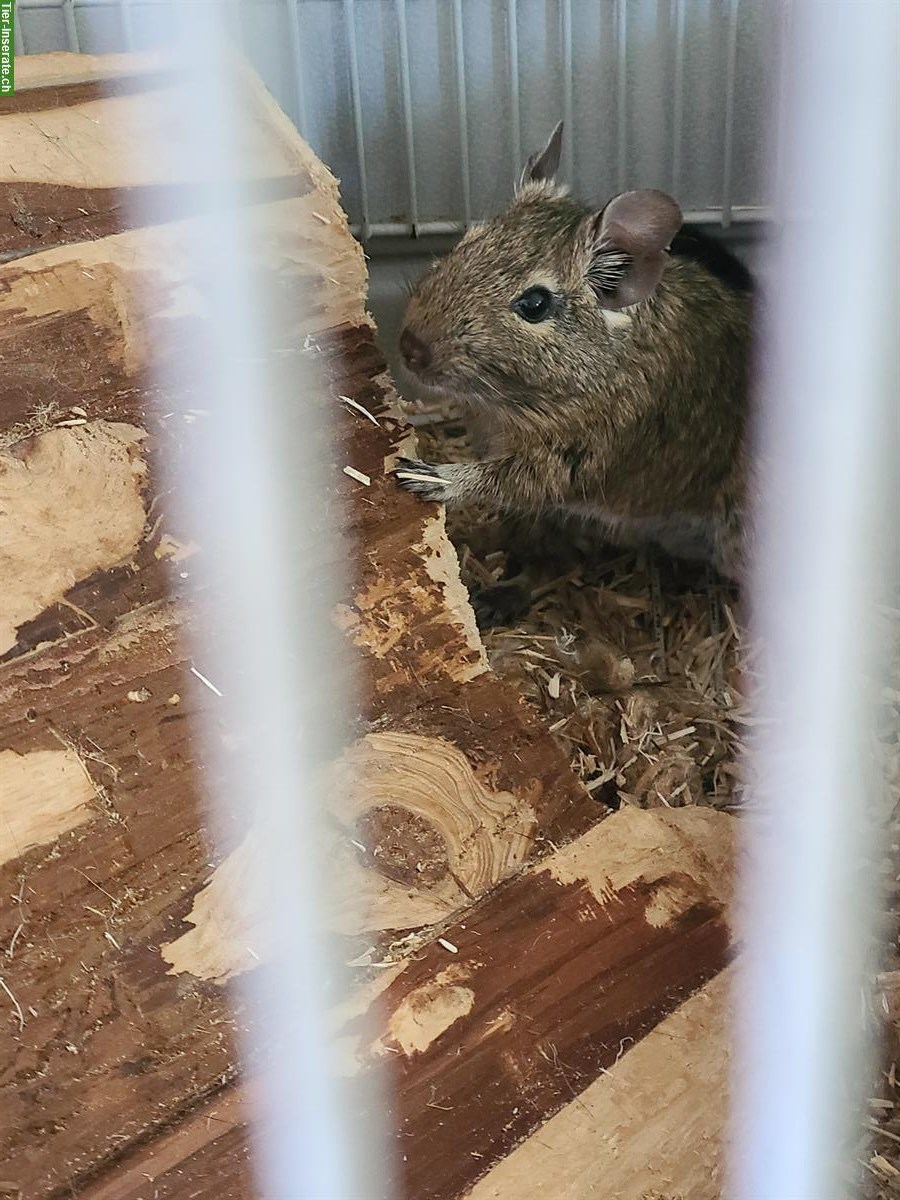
{"left": 399, "top": 122, "right": 682, "bottom": 415}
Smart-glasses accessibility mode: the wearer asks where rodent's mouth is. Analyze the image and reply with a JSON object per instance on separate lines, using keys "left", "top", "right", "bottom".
{"left": 394, "top": 358, "right": 494, "bottom": 413}
{"left": 395, "top": 360, "right": 456, "bottom": 399}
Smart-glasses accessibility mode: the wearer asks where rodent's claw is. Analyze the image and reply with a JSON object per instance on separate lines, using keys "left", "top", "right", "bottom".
{"left": 393, "top": 457, "right": 454, "bottom": 504}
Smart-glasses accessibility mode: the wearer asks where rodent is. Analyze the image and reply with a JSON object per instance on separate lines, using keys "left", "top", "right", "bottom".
{"left": 393, "top": 121, "right": 754, "bottom": 583}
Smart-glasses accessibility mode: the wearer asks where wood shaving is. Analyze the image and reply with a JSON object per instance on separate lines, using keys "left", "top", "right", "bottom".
{"left": 343, "top": 466, "right": 371, "bottom": 487}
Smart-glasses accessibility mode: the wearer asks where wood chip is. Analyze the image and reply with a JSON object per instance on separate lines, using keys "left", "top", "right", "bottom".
{"left": 343, "top": 466, "right": 371, "bottom": 487}
{"left": 339, "top": 395, "right": 381, "bottom": 426}
{"left": 190, "top": 667, "right": 223, "bottom": 698}
{"left": 666, "top": 726, "right": 696, "bottom": 742}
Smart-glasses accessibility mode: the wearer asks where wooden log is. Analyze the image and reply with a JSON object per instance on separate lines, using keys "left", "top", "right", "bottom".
{"left": 0, "top": 53, "right": 597, "bottom": 1197}
{"left": 345, "top": 804, "right": 734, "bottom": 1200}
{"left": 464, "top": 967, "right": 735, "bottom": 1200}
{"left": 75, "top": 805, "right": 736, "bottom": 1200}
{"left": 0, "top": 54, "right": 320, "bottom": 258}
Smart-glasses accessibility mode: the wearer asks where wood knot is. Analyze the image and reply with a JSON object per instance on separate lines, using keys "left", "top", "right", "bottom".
{"left": 355, "top": 804, "right": 449, "bottom": 887}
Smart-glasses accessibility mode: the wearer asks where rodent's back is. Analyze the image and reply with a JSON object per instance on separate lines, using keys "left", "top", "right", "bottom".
{"left": 593, "top": 246, "right": 753, "bottom": 517}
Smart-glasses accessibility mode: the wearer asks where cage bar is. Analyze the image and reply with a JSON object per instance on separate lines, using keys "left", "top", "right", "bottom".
{"left": 616, "top": 0, "right": 627, "bottom": 193}
{"left": 285, "top": 0, "right": 309, "bottom": 137}
{"left": 721, "top": 0, "right": 740, "bottom": 227}
{"left": 342, "top": 0, "right": 371, "bottom": 240}
{"left": 394, "top": 0, "right": 420, "bottom": 232}
{"left": 506, "top": 0, "right": 521, "bottom": 182}
{"left": 62, "top": 0, "right": 80, "bottom": 52}
{"left": 119, "top": 0, "right": 134, "bottom": 50}
{"left": 773, "top": 0, "right": 795, "bottom": 220}
{"left": 14, "top": 6, "right": 26, "bottom": 53}
{"left": 561, "top": 0, "right": 574, "bottom": 186}
{"left": 731, "top": 2, "right": 899, "bottom": 1193}
{"left": 451, "top": 0, "right": 472, "bottom": 227}
{"left": 671, "top": 0, "right": 686, "bottom": 196}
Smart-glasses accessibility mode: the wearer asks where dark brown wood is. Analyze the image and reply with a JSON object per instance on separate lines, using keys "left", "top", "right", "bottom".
{"left": 0, "top": 70, "right": 179, "bottom": 115}
{"left": 0, "top": 177, "right": 313, "bottom": 258}
{"left": 77, "top": 1087, "right": 254, "bottom": 1200}
{"left": 72, "top": 806, "right": 735, "bottom": 1200}
{"left": 378, "top": 873, "right": 728, "bottom": 1199}
{"left": 0, "top": 609, "right": 239, "bottom": 1194}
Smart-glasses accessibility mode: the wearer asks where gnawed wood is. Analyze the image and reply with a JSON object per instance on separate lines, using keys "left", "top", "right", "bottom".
{"left": 327, "top": 732, "right": 536, "bottom": 933}
{"left": 161, "top": 731, "right": 541, "bottom": 983}
{"left": 0, "top": 309, "right": 591, "bottom": 1200}
{"left": 158, "top": 828, "right": 267, "bottom": 986}
{"left": 0, "top": 56, "right": 329, "bottom": 256}
{"left": 0, "top": 193, "right": 367, "bottom": 437}
{"left": 72, "top": 805, "right": 736, "bottom": 1200}
{"left": 375, "top": 965, "right": 477, "bottom": 1057}
{"left": 335, "top": 508, "right": 488, "bottom": 685}
{"left": 0, "top": 422, "right": 148, "bottom": 653}
{"left": 419, "top": 508, "right": 488, "bottom": 675}
{"left": 465, "top": 967, "right": 734, "bottom": 1200}
{"left": 341, "top": 805, "right": 734, "bottom": 1200}
{"left": 548, "top": 801, "right": 734, "bottom": 914}
{"left": 0, "top": 748, "right": 96, "bottom": 867}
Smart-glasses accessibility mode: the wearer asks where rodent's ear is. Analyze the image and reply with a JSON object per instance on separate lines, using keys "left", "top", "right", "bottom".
{"left": 583, "top": 189, "right": 683, "bottom": 310}
{"left": 518, "top": 121, "right": 564, "bottom": 190}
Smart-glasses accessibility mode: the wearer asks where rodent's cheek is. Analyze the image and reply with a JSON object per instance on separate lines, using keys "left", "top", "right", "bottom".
{"left": 515, "top": 319, "right": 559, "bottom": 340}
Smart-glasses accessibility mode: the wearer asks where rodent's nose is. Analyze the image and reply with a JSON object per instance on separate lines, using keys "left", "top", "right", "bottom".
{"left": 399, "top": 327, "right": 432, "bottom": 372}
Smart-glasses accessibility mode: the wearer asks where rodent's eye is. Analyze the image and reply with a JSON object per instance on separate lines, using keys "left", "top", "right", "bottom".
{"left": 512, "top": 286, "right": 554, "bottom": 324}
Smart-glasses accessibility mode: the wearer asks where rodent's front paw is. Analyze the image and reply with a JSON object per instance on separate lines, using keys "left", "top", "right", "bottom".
{"left": 393, "top": 458, "right": 457, "bottom": 504}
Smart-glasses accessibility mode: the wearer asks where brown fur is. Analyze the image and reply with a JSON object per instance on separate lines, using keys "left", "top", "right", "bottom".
{"left": 394, "top": 175, "right": 754, "bottom": 580}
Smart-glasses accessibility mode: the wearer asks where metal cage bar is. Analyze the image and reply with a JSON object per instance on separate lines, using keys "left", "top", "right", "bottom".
{"left": 342, "top": 0, "right": 370, "bottom": 241}
{"left": 721, "top": 0, "right": 740, "bottom": 227}
{"left": 773, "top": 0, "right": 795, "bottom": 220}
{"left": 285, "top": 0, "right": 309, "bottom": 138}
{"left": 119, "top": 0, "right": 134, "bottom": 50}
{"left": 506, "top": 0, "right": 521, "bottom": 183}
{"left": 394, "top": 0, "right": 419, "bottom": 232}
{"left": 671, "top": 0, "right": 686, "bottom": 196}
{"left": 615, "top": 0, "right": 627, "bottom": 193}
{"left": 62, "top": 0, "right": 81, "bottom": 51}
{"left": 451, "top": 0, "right": 472, "bottom": 227}
{"left": 561, "top": 0, "right": 574, "bottom": 186}
{"left": 14, "top": 7, "right": 26, "bottom": 53}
